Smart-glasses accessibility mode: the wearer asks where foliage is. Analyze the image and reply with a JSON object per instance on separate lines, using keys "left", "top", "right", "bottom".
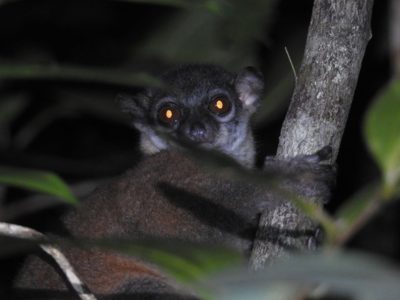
{"left": 365, "top": 79, "right": 400, "bottom": 197}
{"left": 72, "top": 237, "right": 243, "bottom": 299}
{"left": 0, "top": 1, "right": 399, "bottom": 300}
{"left": 0, "top": 166, "right": 77, "bottom": 204}
{"left": 209, "top": 252, "right": 400, "bottom": 300}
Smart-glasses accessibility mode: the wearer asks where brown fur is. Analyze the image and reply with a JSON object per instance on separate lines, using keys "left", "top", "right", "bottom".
{"left": 14, "top": 151, "right": 274, "bottom": 299}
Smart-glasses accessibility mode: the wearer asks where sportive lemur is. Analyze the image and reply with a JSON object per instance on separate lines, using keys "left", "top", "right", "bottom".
{"left": 14, "top": 64, "right": 332, "bottom": 299}
{"left": 119, "top": 64, "right": 263, "bottom": 167}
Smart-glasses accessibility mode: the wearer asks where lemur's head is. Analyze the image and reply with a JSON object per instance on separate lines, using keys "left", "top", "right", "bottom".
{"left": 119, "top": 64, "right": 264, "bottom": 167}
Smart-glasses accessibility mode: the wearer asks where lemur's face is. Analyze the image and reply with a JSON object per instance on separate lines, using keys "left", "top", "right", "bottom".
{"left": 150, "top": 90, "right": 237, "bottom": 149}
{"left": 119, "top": 65, "right": 264, "bottom": 156}
{"left": 148, "top": 66, "right": 248, "bottom": 151}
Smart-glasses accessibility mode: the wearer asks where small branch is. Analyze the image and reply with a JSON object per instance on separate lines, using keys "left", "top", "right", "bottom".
{"left": 0, "top": 222, "right": 97, "bottom": 300}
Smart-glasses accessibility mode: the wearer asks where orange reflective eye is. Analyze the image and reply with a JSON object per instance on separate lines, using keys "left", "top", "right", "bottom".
{"left": 158, "top": 104, "right": 181, "bottom": 126}
{"left": 215, "top": 99, "right": 224, "bottom": 110}
{"left": 209, "top": 96, "right": 231, "bottom": 116}
{"left": 165, "top": 109, "right": 173, "bottom": 119}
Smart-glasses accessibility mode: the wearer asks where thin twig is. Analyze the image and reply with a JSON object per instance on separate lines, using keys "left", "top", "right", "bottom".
{"left": 0, "top": 222, "right": 97, "bottom": 300}
{"left": 284, "top": 46, "right": 298, "bottom": 82}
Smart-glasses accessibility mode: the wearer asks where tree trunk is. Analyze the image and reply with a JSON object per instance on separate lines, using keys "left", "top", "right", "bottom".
{"left": 250, "top": 0, "right": 374, "bottom": 269}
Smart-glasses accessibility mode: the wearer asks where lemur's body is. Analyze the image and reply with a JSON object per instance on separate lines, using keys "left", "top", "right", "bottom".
{"left": 14, "top": 65, "right": 332, "bottom": 299}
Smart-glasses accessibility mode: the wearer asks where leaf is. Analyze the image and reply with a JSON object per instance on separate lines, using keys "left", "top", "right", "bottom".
{"left": 335, "top": 183, "right": 380, "bottom": 228}
{"left": 0, "top": 166, "right": 77, "bottom": 204}
{"left": 209, "top": 252, "right": 400, "bottom": 300}
{"left": 12, "top": 106, "right": 62, "bottom": 150}
{"left": 253, "top": 73, "right": 294, "bottom": 126}
{"left": 115, "top": 0, "right": 193, "bottom": 8}
{"left": 69, "top": 237, "right": 243, "bottom": 299}
{"left": 12, "top": 91, "right": 129, "bottom": 150}
{"left": 0, "top": 94, "right": 28, "bottom": 148}
{"left": 136, "top": 0, "right": 277, "bottom": 68}
{"left": 0, "top": 64, "right": 161, "bottom": 88}
{"left": 286, "top": 192, "right": 338, "bottom": 244}
{"left": 170, "top": 144, "right": 339, "bottom": 243}
{"left": 98, "top": 239, "right": 242, "bottom": 283}
{"left": 365, "top": 80, "right": 400, "bottom": 195}
{"left": 0, "top": 94, "right": 28, "bottom": 128}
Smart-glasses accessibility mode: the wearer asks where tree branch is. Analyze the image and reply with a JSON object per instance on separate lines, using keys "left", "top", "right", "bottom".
{"left": 250, "top": 0, "right": 374, "bottom": 269}
{"left": 0, "top": 222, "right": 97, "bottom": 300}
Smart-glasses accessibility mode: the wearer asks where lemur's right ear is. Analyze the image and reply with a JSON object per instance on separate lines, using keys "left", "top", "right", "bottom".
{"left": 116, "top": 91, "right": 153, "bottom": 130}
{"left": 235, "top": 67, "right": 264, "bottom": 114}
{"left": 116, "top": 91, "right": 152, "bottom": 120}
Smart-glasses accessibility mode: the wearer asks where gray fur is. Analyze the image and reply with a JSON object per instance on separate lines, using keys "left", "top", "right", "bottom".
{"left": 119, "top": 64, "right": 264, "bottom": 167}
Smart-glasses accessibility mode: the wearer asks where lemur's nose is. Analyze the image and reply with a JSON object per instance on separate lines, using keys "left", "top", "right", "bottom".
{"left": 186, "top": 122, "right": 208, "bottom": 143}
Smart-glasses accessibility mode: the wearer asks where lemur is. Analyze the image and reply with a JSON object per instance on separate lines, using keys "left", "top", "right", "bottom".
{"left": 14, "top": 65, "right": 332, "bottom": 299}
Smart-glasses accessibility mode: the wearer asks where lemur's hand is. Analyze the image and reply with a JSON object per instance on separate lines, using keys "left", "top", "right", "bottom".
{"left": 263, "top": 146, "right": 336, "bottom": 205}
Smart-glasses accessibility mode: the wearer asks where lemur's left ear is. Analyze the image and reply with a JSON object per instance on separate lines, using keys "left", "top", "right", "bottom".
{"left": 234, "top": 67, "right": 264, "bottom": 113}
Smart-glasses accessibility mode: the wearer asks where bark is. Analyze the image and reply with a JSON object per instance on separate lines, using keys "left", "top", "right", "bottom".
{"left": 250, "top": 0, "right": 374, "bottom": 269}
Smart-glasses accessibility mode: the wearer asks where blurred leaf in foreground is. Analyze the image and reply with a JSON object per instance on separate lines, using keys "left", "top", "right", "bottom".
{"left": 0, "top": 166, "right": 77, "bottom": 204}
{"left": 365, "top": 80, "right": 400, "bottom": 196}
{"left": 0, "top": 94, "right": 28, "bottom": 148}
{"left": 0, "top": 64, "right": 161, "bottom": 88}
{"left": 116, "top": 0, "right": 192, "bottom": 8}
{"left": 93, "top": 239, "right": 242, "bottom": 283}
{"left": 70, "top": 237, "right": 243, "bottom": 299}
{"left": 335, "top": 183, "right": 380, "bottom": 229}
{"left": 136, "top": 0, "right": 278, "bottom": 68}
{"left": 209, "top": 251, "right": 400, "bottom": 300}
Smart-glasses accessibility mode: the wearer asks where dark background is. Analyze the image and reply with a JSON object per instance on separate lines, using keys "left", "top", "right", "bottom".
{"left": 0, "top": 0, "right": 398, "bottom": 297}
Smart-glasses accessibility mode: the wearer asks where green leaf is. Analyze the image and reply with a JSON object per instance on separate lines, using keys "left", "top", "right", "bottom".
{"left": 365, "top": 80, "right": 400, "bottom": 195}
{"left": 102, "top": 239, "right": 242, "bottom": 282}
{"left": 115, "top": 0, "right": 191, "bottom": 8}
{"left": 210, "top": 252, "right": 400, "bottom": 300}
{"left": 0, "top": 94, "right": 28, "bottom": 148}
{"left": 0, "top": 64, "right": 161, "bottom": 88}
{"left": 335, "top": 183, "right": 380, "bottom": 228}
{"left": 70, "top": 238, "right": 242, "bottom": 299}
{"left": 0, "top": 94, "right": 28, "bottom": 128}
{"left": 0, "top": 166, "right": 77, "bottom": 204}
{"left": 136, "top": 0, "right": 277, "bottom": 68}
{"left": 253, "top": 73, "right": 294, "bottom": 126}
{"left": 287, "top": 192, "right": 338, "bottom": 244}
{"left": 172, "top": 144, "right": 339, "bottom": 243}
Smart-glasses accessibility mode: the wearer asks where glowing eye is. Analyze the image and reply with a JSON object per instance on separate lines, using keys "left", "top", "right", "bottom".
{"left": 215, "top": 100, "right": 224, "bottom": 110}
{"left": 165, "top": 109, "right": 173, "bottom": 119}
{"left": 158, "top": 103, "right": 181, "bottom": 127}
{"left": 208, "top": 96, "right": 231, "bottom": 116}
